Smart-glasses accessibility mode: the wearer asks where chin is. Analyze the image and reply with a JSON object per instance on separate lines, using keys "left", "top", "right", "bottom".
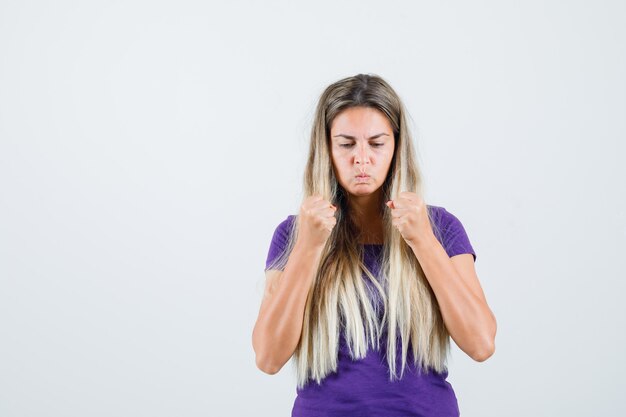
{"left": 348, "top": 186, "right": 377, "bottom": 196}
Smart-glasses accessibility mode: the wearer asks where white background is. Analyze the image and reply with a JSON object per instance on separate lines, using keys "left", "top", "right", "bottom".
{"left": 1, "top": 1, "right": 624, "bottom": 416}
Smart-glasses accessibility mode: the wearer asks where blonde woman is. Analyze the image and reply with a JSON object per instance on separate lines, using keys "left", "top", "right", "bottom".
{"left": 252, "top": 74, "right": 497, "bottom": 417}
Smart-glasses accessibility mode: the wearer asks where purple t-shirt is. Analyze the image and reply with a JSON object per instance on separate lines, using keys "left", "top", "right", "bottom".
{"left": 264, "top": 205, "right": 476, "bottom": 417}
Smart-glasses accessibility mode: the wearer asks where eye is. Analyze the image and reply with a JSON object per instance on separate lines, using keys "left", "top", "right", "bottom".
{"left": 338, "top": 143, "right": 384, "bottom": 148}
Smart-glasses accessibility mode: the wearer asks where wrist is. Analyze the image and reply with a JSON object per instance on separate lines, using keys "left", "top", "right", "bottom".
{"left": 293, "top": 237, "right": 326, "bottom": 255}
{"left": 407, "top": 231, "right": 439, "bottom": 253}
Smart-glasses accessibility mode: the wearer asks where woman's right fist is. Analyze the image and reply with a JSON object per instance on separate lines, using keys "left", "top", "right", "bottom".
{"left": 297, "top": 195, "right": 338, "bottom": 249}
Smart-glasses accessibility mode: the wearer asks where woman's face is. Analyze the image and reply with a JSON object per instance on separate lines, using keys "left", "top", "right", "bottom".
{"left": 329, "top": 106, "right": 395, "bottom": 198}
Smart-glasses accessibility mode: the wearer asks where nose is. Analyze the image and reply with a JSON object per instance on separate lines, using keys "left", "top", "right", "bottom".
{"left": 354, "top": 143, "right": 371, "bottom": 166}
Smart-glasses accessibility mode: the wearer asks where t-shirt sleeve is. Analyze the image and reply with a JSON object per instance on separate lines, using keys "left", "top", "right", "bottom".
{"left": 265, "top": 215, "right": 296, "bottom": 271}
{"left": 435, "top": 207, "right": 477, "bottom": 261}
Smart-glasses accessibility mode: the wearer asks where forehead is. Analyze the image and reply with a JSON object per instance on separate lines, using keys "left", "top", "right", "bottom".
{"left": 330, "top": 107, "right": 392, "bottom": 134}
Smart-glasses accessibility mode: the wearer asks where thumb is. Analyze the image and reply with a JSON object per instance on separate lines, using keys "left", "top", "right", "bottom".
{"left": 385, "top": 200, "right": 394, "bottom": 209}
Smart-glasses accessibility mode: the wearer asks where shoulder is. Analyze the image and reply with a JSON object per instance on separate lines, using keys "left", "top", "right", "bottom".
{"left": 427, "top": 204, "right": 476, "bottom": 261}
{"left": 427, "top": 204, "right": 461, "bottom": 226}
{"left": 274, "top": 214, "right": 297, "bottom": 234}
{"left": 265, "top": 214, "right": 299, "bottom": 271}
{"left": 269, "top": 214, "right": 298, "bottom": 247}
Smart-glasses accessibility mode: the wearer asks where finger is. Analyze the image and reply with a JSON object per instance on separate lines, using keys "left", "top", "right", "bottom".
{"left": 392, "top": 217, "right": 408, "bottom": 228}
{"left": 323, "top": 206, "right": 337, "bottom": 217}
{"left": 389, "top": 207, "right": 411, "bottom": 218}
{"left": 311, "top": 198, "right": 333, "bottom": 208}
{"left": 308, "top": 194, "right": 324, "bottom": 204}
{"left": 301, "top": 195, "right": 321, "bottom": 209}
{"left": 400, "top": 192, "right": 422, "bottom": 204}
{"left": 309, "top": 199, "right": 336, "bottom": 215}
{"left": 324, "top": 216, "right": 337, "bottom": 231}
{"left": 389, "top": 198, "right": 410, "bottom": 209}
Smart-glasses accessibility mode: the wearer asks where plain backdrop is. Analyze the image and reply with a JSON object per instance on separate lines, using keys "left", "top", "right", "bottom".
{"left": 1, "top": 1, "right": 625, "bottom": 416}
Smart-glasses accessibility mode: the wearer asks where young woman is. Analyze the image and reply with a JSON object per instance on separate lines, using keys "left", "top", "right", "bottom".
{"left": 252, "top": 74, "right": 497, "bottom": 417}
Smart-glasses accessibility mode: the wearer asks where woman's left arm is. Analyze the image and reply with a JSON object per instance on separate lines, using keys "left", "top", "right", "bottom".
{"left": 386, "top": 192, "right": 497, "bottom": 362}
{"left": 409, "top": 238, "right": 497, "bottom": 362}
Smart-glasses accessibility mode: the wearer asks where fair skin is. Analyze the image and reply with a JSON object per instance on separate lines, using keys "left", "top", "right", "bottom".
{"left": 253, "top": 106, "right": 495, "bottom": 374}
{"left": 330, "top": 106, "right": 497, "bottom": 361}
{"left": 329, "top": 106, "right": 395, "bottom": 244}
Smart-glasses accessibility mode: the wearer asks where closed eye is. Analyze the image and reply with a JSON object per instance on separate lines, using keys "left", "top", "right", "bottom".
{"left": 339, "top": 143, "right": 385, "bottom": 148}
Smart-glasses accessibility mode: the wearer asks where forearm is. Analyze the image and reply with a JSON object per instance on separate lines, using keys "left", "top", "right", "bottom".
{"left": 409, "top": 234, "right": 496, "bottom": 361}
{"left": 252, "top": 240, "right": 325, "bottom": 372}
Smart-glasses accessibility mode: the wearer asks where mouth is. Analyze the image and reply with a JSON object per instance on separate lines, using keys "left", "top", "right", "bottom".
{"left": 355, "top": 174, "right": 370, "bottom": 178}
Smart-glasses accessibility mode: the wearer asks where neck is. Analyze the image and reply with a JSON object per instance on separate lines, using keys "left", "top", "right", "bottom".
{"left": 348, "top": 190, "right": 384, "bottom": 243}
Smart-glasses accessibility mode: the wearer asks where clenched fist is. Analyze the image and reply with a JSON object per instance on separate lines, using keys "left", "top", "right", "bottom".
{"left": 385, "top": 192, "right": 435, "bottom": 248}
{"left": 297, "top": 194, "right": 338, "bottom": 249}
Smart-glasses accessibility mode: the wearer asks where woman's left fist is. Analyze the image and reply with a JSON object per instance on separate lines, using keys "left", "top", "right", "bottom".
{"left": 385, "top": 192, "right": 435, "bottom": 248}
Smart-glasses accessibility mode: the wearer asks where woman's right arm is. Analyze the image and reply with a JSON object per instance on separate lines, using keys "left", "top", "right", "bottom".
{"left": 252, "top": 195, "right": 337, "bottom": 375}
{"left": 252, "top": 239, "right": 325, "bottom": 375}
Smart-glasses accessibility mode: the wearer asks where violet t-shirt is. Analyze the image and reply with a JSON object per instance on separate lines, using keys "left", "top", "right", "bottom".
{"left": 264, "top": 205, "right": 476, "bottom": 417}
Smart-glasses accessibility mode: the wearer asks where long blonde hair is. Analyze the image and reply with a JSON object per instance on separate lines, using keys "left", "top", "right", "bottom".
{"left": 270, "top": 74, "right": 449, "bottom": 389}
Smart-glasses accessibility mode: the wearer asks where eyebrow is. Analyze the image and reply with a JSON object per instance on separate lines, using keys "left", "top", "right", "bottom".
{"left": 332, "top": 133, "right": 390, "bottom": 140}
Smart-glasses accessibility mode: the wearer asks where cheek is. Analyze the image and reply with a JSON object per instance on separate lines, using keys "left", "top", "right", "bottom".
{"left": 337, "top": 162, "right": 353, "bottom": 182}
{"left": 380, "top": 153, "right": 394, "bottom": 175}
{"left": 333, "top": 155, "right": 348, "bottom": 169}
{"left": 331, "top": 155, "right": 347, "bottom": 177}
{"left": 385, "top": 149, "right": 395, "bottom": 165}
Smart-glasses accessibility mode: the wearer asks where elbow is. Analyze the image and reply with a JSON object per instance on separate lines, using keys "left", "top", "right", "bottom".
{"left": 252, "top": 325, "right": 296, "bottom": 375}
{"left": 471, "top": 342, "right": 495, "bottom": 362}
{"left": 471, "top": 323, "right": 497, "bottom": 362}
{"left": 255, "top": 354, "right": 282, "bottom": 375}
{"left": 252, "top": 330, "right": 283, "bottom": 375}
